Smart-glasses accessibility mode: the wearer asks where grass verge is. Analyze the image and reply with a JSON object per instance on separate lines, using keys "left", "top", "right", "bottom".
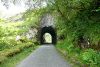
{"left": 0, "top": 42, "right": 35, "bottom": 63}
{"left": 0, "top": 45, "right": 37, "bottom": 67}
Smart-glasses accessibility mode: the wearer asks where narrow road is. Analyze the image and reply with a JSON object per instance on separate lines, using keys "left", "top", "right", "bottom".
{"left": 17, "top": 45, "right": 70, "bottom": 67}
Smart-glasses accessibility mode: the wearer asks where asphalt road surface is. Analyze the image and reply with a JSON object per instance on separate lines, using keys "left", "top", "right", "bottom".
{"left": 17, "top": 44, "right": 70, "bottom": 67}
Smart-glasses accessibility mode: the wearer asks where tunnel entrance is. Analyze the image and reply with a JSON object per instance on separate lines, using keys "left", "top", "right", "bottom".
{"left": 39, "top": 26, "right": 57, "bottom": 45}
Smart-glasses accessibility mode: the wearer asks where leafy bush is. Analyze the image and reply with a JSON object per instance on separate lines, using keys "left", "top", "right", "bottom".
{"left": 52, "top": 0, "right": 100, "bottom": 66}
{"left": 0, "top": 42, "right": 34, "bottom": 63}
{"left": 80, "top": 49, "right": 100, "bottom": 66}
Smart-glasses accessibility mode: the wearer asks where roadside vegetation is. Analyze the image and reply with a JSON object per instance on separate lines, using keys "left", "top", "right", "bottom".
{"left": 0, "top": 11, "right": 39, "bottom": 66}
{"left": 53, "top": 0, "right": 100, "bottom": 67}
{"left": 0, "top": 46, "right": 35, "bottom": 67}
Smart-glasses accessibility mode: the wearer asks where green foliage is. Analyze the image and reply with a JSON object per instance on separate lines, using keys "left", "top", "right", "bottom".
{"left": 53, "top": 0, "right": 100, "bottom": 47}
{"left": 0, "top": 10, "right": 38, "bottom": 64}
{"left": 0, "top": 38, "right": 34, "bottom": 63}
{"left": 80, "top": 49, "right": 100, "bottom": 66}
{"left": 50, "top": 0, "right": 100, "bottom": 66}
{"left": 22, "top": 9, "right": 41, "bottom": 28}
{"left": 0, "top": 46, "right": 35, "bottom": 67}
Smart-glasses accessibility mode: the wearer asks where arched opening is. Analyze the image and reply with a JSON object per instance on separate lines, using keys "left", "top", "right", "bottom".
{"left": 39, "top": 26, "right": 57, "bottom": 45}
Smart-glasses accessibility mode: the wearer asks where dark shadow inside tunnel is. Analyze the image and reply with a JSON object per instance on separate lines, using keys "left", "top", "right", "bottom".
{"left": 39, "top": 26, "right": 57, "bottom": 45}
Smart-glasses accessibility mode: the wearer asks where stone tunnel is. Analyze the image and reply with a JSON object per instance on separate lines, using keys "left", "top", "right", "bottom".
{"left": 39, "top": 26, "right": 57, "bottom": 45}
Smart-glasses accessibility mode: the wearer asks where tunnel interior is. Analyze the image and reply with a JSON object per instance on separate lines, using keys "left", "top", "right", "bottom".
{"left": 39, "top": 26, "right": 57, "bottom": 45}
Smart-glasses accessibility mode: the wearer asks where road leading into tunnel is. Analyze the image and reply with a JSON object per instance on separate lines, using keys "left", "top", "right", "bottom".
{"left": 17, "top": 45, "right": 70, "bottom": 67}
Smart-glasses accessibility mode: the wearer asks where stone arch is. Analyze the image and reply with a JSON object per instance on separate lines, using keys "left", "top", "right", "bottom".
{"left": 39, "top": 26, "right": 57, "bottom": 45}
